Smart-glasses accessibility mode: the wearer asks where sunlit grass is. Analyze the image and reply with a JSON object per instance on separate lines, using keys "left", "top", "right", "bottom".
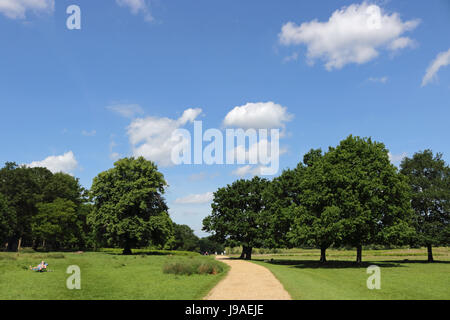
{"left": 248, "top": 247, "right": 450, "bottom": 300}
{"left": 0, "top": 251, "right": 228, "bottom": 300}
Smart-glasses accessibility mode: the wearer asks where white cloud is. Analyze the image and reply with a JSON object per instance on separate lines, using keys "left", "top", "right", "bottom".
{"left": 107, "top": 104, "right": 145, "bottom": 118}
{"left": 116, "top": 0, "right": 153, "bottom": 22}
{"left": 223, "top": 102, "right": 293, "bottom": 129}
{"left": 388, "top": 152, "right": 407, "bottom": 165}
{"left": 232, "top": 165, "right": 253, "bottom": 177}
{"left": 231, "top": 138, "right": 286, "bottom": 164}
{"left": 0, "top": 0, "right": 54, "bottom": 19}
{"left": 279, "top": 2, "right": 420, "bottom": 70}
{"left": 110, "top": 152, "right": 120, "bottom": 161}
{"left": 421, "top": 49, "right": 450, "bottom": 87}
{"left": 368, "top": 76, "right": 388, "bottom": 84}
{"left": 232, "top": 165, "right": 272, "bottom": 177}
{"left": 175, "top": 192, "right": 214, "bottom": 204}
{"left": 81, "top": 130, "right": 96, "bottom": 137}
{"left": 27, "top": 151, "right": 78, "bottom": 174}
{"left": 127, "top": 108, "right": 202, "bottom": 167}
{"left": 388, "top": 37, "right": 416, "bottom": 51}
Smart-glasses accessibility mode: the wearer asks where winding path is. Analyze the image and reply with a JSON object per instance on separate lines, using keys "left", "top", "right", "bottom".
{"left": 204, "top": 256, "right": 292, "bottom": 300}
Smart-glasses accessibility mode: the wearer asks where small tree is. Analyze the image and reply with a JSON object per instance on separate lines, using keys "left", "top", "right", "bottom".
{"left": 89, "top": 157, "right": 174, "bottom": 254}
{"left": 400, "top": 150, "right": 450, "bottom": 262}
{"left": 202, "top": 176, "right": 269, "bottom": 260}
{"left": 172, "top": 224, "right": 199, "bottom": 252}
{"left": 198, "top": 236, "right": 224, "bottom": 255}
{"left": 32, "top": 198, "right": 78, "bottom": 250}
{"left": 0, "top": 163, "right": 52, "bottom": 251}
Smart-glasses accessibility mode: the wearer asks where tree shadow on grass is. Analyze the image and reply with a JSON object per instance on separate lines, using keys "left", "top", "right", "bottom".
{"left": 104, "top": 251, "right": 173, "bottom": 256}
{"left": 254, "top": 259, "right": 405, "bottom": 269}
{"left": 388, "top": 259, "right": 450, "bottom": 265}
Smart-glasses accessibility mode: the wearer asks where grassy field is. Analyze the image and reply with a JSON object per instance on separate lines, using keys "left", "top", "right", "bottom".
{"left": 0, "top": 250, "right": 229, "bottom": 300}
{"left": 248, "top": 247, "right": 450, "bottom": 300}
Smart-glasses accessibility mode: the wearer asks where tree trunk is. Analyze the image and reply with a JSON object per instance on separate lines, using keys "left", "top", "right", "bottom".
{"left": 427, "top": 244, "right": 434, "bottom": 263}
{"left": 245, "top": 247, "right": 252, "bottom": 260}
{"left": 239, "top": 246, "right": 247, "bottom": 259}
{"left": 123, "top": 240, "right": 132, "bottom": 255}
{"left": 356, "top": 245, "right": 362, "bottom": 264}
{"left": 7, "top": 236, "right": 18, "bottom": 252}
{"left": 17, "top": 237, "right": 22, "bottom": 253}
{"left": 320, "top": 246, "right": 327, "bottom": 263}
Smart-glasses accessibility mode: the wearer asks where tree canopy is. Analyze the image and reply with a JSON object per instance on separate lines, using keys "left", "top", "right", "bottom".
{"left": 400, "top": 150, "right": 450, "bottom": 261}
{"left": 89, "top": 157, "right": 174, "bottom": 254}
{"left": 203, "top": 176, "right": 269, "bottom": 260}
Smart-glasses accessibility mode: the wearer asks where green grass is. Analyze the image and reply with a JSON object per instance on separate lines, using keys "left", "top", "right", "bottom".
{"left": 248, "top": 247, "right": 450, "bottom": 300}
{"left": 0, "top": 251, "right": 229, "bottom": 300}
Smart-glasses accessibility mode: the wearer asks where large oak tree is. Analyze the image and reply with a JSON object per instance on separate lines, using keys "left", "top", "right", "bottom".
{"left": 89, "top": 157, "right": 174, "bottom": 254}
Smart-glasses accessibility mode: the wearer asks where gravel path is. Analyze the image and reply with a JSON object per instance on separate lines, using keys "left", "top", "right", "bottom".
{"left": 204, "top": 256, "right": 292, "bottom": 300}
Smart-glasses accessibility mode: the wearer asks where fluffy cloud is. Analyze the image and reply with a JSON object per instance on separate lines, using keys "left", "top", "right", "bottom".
{"left": 422, "top": 49, "right": 450, "bottom": 87}
{"left": 27, "top": 151, "right": 78, "bottom": 174}
{"left": 116, "top": 0, "right": 153, "bottom": 22}
{"left": 107, "top": 104, "right": 145, "bottom": 118}
{"left": 127, "top": 108, "right": 202, "bottom": 167}
{"left": 175, "top": 192, "right": 214, "bottom": 204}
{"left": 223, "top": 102, "right": 293, "bottom": 129}
{"left": 279, "top": 2, "right": 420, "bottom": 70}
{"left": 0, "top": 0, "right": 54, "bottom": 19}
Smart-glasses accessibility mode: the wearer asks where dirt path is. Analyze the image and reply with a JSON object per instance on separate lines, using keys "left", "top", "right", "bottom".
{"left": 204, "top": 256, "right": 291, "bottom": 300}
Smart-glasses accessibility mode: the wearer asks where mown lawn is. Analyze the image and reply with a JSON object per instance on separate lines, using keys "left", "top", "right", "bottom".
{"left": 0, "top": 251, "right": 228, "bottom": 300}
{"left": 250, "top": 247, "right": 450, "bottom": 300}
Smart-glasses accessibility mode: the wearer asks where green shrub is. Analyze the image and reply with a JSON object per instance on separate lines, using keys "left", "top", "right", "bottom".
{"left": 163, "top": 257, "right": 224, "bottom": 276}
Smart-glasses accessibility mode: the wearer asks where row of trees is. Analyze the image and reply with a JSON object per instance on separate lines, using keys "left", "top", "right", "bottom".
{"left": 0, "top": 163, "right": 91, "bottom": 251}
{"left": 203, "top": 135, "right": 449, "bottom": 262}
{"left": 0, "top": 157, "right": 222, "bottom": 255}
{"left": 1, "top": 136, "right": 448, "bottom": 259}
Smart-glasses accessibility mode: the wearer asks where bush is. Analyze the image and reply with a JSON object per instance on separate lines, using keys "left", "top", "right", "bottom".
{"left": 163, "top": 257, "right": 225, "bottom": 276}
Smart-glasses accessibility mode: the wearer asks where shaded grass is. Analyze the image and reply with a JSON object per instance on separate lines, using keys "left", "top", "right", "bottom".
{"left": 97, "top": 248, "right": 200, "bottom": 256}
{"left": 249, "top": 247, "right": 450, "bottom": 300}
{"left": 0, "top": 252, "right": 228, "bottom": 300}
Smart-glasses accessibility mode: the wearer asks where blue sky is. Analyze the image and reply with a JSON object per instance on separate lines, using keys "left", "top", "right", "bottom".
{"left": 1, "top": 0, "right": 449, "bottom": 236}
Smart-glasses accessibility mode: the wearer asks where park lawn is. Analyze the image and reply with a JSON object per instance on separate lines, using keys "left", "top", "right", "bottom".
{"left": 250, "top": 247, "right": 450, "bottom": 300}
{"left": 0, "top": 251, "right": 228, "bottom": 300}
